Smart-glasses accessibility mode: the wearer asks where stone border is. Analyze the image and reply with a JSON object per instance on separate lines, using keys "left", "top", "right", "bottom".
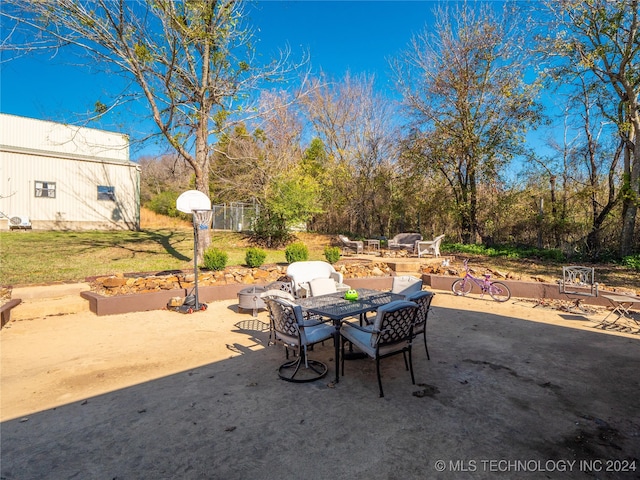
{"left": 81, "top": 277, "right": 395, "bottom": 316}
{"left": 79, "top": 273, "right": 617, "bottom": 317}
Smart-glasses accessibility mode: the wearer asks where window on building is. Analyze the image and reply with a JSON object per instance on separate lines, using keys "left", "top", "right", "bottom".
{"left": 97, "top": 185, "right": 116, "bottom": 201}
{"left": 35, "top": 181, "right": 56, "bottom": 198}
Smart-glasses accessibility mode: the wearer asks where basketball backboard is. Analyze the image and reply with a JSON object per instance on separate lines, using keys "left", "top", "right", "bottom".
{"left": 176, "top": 190, "right": 211, "bottom": 214}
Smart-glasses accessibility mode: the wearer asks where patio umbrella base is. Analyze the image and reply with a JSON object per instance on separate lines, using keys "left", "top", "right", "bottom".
{"left": 278, "top": 357, "right": 328, "bottom": 383}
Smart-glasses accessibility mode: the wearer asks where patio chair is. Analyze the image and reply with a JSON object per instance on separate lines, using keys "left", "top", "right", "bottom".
{"left": 558, "top": 265, "right": 598, "bottom": 312}
{"left": 261, "top": 286, "right": 296, "bottom": 345}
{"left": 262, "top": 285, "right": 328, "bottom": 345}
{"left": 416, "top": 234, "right": 445, "bottom": 258}
{"left": 391, "top": 275, "right": 423, "bottom": 297}
{"left": 360, "top": 275, "right": 422, "bottom": 326}
{"left": 340, "top": 300, "right": 418, "bottom": 397}
{"left": 405, "top": 290, "right": 435, "bottom": 359}
{"left": 309, "top": 277, "right": 338, "bottom": 296}
{"left": 263, "top": 297, "right": 335, "bottom": 383}
{"left": 337, "top": 235, "right": 364, "bottom": 254}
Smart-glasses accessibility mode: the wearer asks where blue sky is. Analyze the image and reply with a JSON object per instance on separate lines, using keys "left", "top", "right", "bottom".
{"left": 0, "top": 1, "right": 441, "bottom": 160}
{"left": 1, "top": 1, "right": 553, "bottom": 164}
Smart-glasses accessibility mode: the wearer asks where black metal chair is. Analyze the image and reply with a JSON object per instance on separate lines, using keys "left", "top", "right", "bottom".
{"left": 261, "top": 286, "right": 296, "bottom": 346}
{"left": 405, "top": 290, "right": 435, "bottom": 359}
{"left": 340, "top": 300, "right": 418, "bottom": 397}
{"left": 263, "top": 297, "right": 335, "bottom": 383}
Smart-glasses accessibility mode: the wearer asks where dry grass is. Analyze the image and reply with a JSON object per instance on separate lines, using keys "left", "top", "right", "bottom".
{"left": 140, "top": 207, "right": 192, "bottom": 230}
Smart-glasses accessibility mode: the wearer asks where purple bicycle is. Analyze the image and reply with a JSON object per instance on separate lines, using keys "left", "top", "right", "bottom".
{"left": 451, "top": 259, "right": 511, "bottom": 302}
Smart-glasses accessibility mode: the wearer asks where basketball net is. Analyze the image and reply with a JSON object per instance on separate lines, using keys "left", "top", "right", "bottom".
{"left": 192, "top": 209, "right": 213, "bottom": 231}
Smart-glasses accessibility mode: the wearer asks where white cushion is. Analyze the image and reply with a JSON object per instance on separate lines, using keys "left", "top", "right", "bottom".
{"left": 391, "top": 275, "right": 423, "bottom": 296}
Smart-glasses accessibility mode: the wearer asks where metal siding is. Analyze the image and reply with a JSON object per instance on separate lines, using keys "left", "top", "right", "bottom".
{"left": 0, "top": 114, "right": 139, "bottom": 230}
{"left": 0, "top": 113, "right": 129, "bottom": 161}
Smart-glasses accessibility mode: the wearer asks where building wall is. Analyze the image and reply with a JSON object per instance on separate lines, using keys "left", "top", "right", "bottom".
{"left": 0, "top": 114, "right": 140, "bottom": 230}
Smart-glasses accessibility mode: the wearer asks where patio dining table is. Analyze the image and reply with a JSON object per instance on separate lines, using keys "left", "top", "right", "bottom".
{"left": 296, "top": 288, "right": 405, "bottom": 384}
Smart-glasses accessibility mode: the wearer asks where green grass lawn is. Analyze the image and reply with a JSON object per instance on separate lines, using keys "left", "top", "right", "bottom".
{"left": 3, "top": 229, "right": 638, "bottom": 292}
{"left": 0, "top": 230, "right": 317, "bottom": 286}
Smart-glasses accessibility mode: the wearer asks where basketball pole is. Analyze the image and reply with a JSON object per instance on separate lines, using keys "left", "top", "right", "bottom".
{"left": 175, "top": 190, "right": 211, "bottom": 313}
{"left": 192, "top": 210, "right": 200, "bottom": 309}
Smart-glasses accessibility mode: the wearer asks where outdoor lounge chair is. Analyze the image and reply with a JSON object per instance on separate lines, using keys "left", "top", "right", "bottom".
{"left": 340, "top": 300, "right": 418, "bottom": 397}
{"left": 416, "top": 234, "right": 445, "bottom": 258}
{"left": 337, "top": 235, "right": 364, "bottom": 254}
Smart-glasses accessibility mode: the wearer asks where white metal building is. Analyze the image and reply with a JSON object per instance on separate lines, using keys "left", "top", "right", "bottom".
{"left": 0, "top": 113, "right": 140, "bottom": 230}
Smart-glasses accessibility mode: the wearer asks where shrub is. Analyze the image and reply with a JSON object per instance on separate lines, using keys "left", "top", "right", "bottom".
{"left": 324, "top": 246, "right": 341, "bottom": 264}
{"left": 622, "top": 254, "right": 640, "bottom": 271}
{"left": 285, "top": 242, "right": 309, "bottom": 263}
{"left": 249, "top": 210, "right": 292, "bottom": 248}
{"left": 245, "top": 247, "right": 267, "bottom": 268}
{"left": 146, "top": 191, "right": 187, "bottom": 219}
{"left": 446, "top": 243, "right": 566, "bottom": 262}
{"left": 202, "top": 247, "right": 228, "bottom": 271}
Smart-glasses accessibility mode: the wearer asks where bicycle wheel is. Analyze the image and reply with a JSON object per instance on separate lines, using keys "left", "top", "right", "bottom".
{"left": 488, "top": 281, "right": 511, "bottom": 302}
{"left": 452, "top": 278, "right": 472, "bottom": 296}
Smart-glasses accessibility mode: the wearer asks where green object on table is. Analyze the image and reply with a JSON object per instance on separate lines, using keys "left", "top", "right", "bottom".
{"left": 344, "top": 289, "right": 359, "bottom": 301}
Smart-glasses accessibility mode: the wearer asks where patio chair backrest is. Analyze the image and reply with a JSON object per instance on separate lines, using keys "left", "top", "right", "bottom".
{"left": 559, "top": 266, "right": 598, "bottom": 297}
{"left": 264, "top": 297, "right": 301, "bottom": 347}
{"left": 286, "top": 261, "right": 343, "bottom": 296}
{"left": 405, "top": 290, "right": 435, "bottom": 334}
{"left": 370, "top": 300, "right": 418, "bottom": 348}
{"left": 391, "top": 275, "right": 423, "bottom": 296}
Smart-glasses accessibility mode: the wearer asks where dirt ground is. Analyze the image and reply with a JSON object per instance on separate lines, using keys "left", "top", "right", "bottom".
{"left": 1, "top": 289, "right": 639, "bottom": 479}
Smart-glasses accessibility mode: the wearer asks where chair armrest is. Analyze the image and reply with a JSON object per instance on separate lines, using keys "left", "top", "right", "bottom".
{"left": 341, "top": 321, "right": 375, "bottom": 333}
{"left": 329, "top": 271, "right": 344, "bottom": 284}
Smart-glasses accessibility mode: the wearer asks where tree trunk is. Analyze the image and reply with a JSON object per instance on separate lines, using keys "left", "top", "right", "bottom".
{"left": 194, "top": 119, "right": 212, "bottom": 264}
{"left": 620, "top": 144, "right": 639, "bottom": 257}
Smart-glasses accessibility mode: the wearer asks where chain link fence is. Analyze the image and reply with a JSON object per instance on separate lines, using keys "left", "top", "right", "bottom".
{"left": 211, "top": 202, "right": 258, "bottom": 232}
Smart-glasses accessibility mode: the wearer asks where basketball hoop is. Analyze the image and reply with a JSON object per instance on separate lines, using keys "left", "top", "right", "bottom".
{"left": 193, "top": 209, "right": 213, "bottom": 231}
{"left": 171, "top": 190, "right": 213, "bottom": 314}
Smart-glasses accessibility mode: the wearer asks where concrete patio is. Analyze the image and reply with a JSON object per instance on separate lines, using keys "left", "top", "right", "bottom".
{"left": 1, "top": 289, "right": 639, "bottom": 479}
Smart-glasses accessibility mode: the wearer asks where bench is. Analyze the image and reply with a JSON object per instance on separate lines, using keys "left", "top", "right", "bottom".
{"left": 1, "top": 298, "right": 22, "bottom": 328}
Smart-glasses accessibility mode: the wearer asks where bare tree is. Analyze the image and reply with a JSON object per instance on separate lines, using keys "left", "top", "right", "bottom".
{"left": 1, "top": 0, "right": 303, "bottom": 256}
{"left": 210, "top": 89, "right": 305, "bottom": 205}
{"left": 301, "top": 72, "right": 399, "bottom": 236}
{"left": 543, "top": 0, "right": 640, "bottom": 256}
{"left": 391, "top": 2, "right": 543, "bottom": 244}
